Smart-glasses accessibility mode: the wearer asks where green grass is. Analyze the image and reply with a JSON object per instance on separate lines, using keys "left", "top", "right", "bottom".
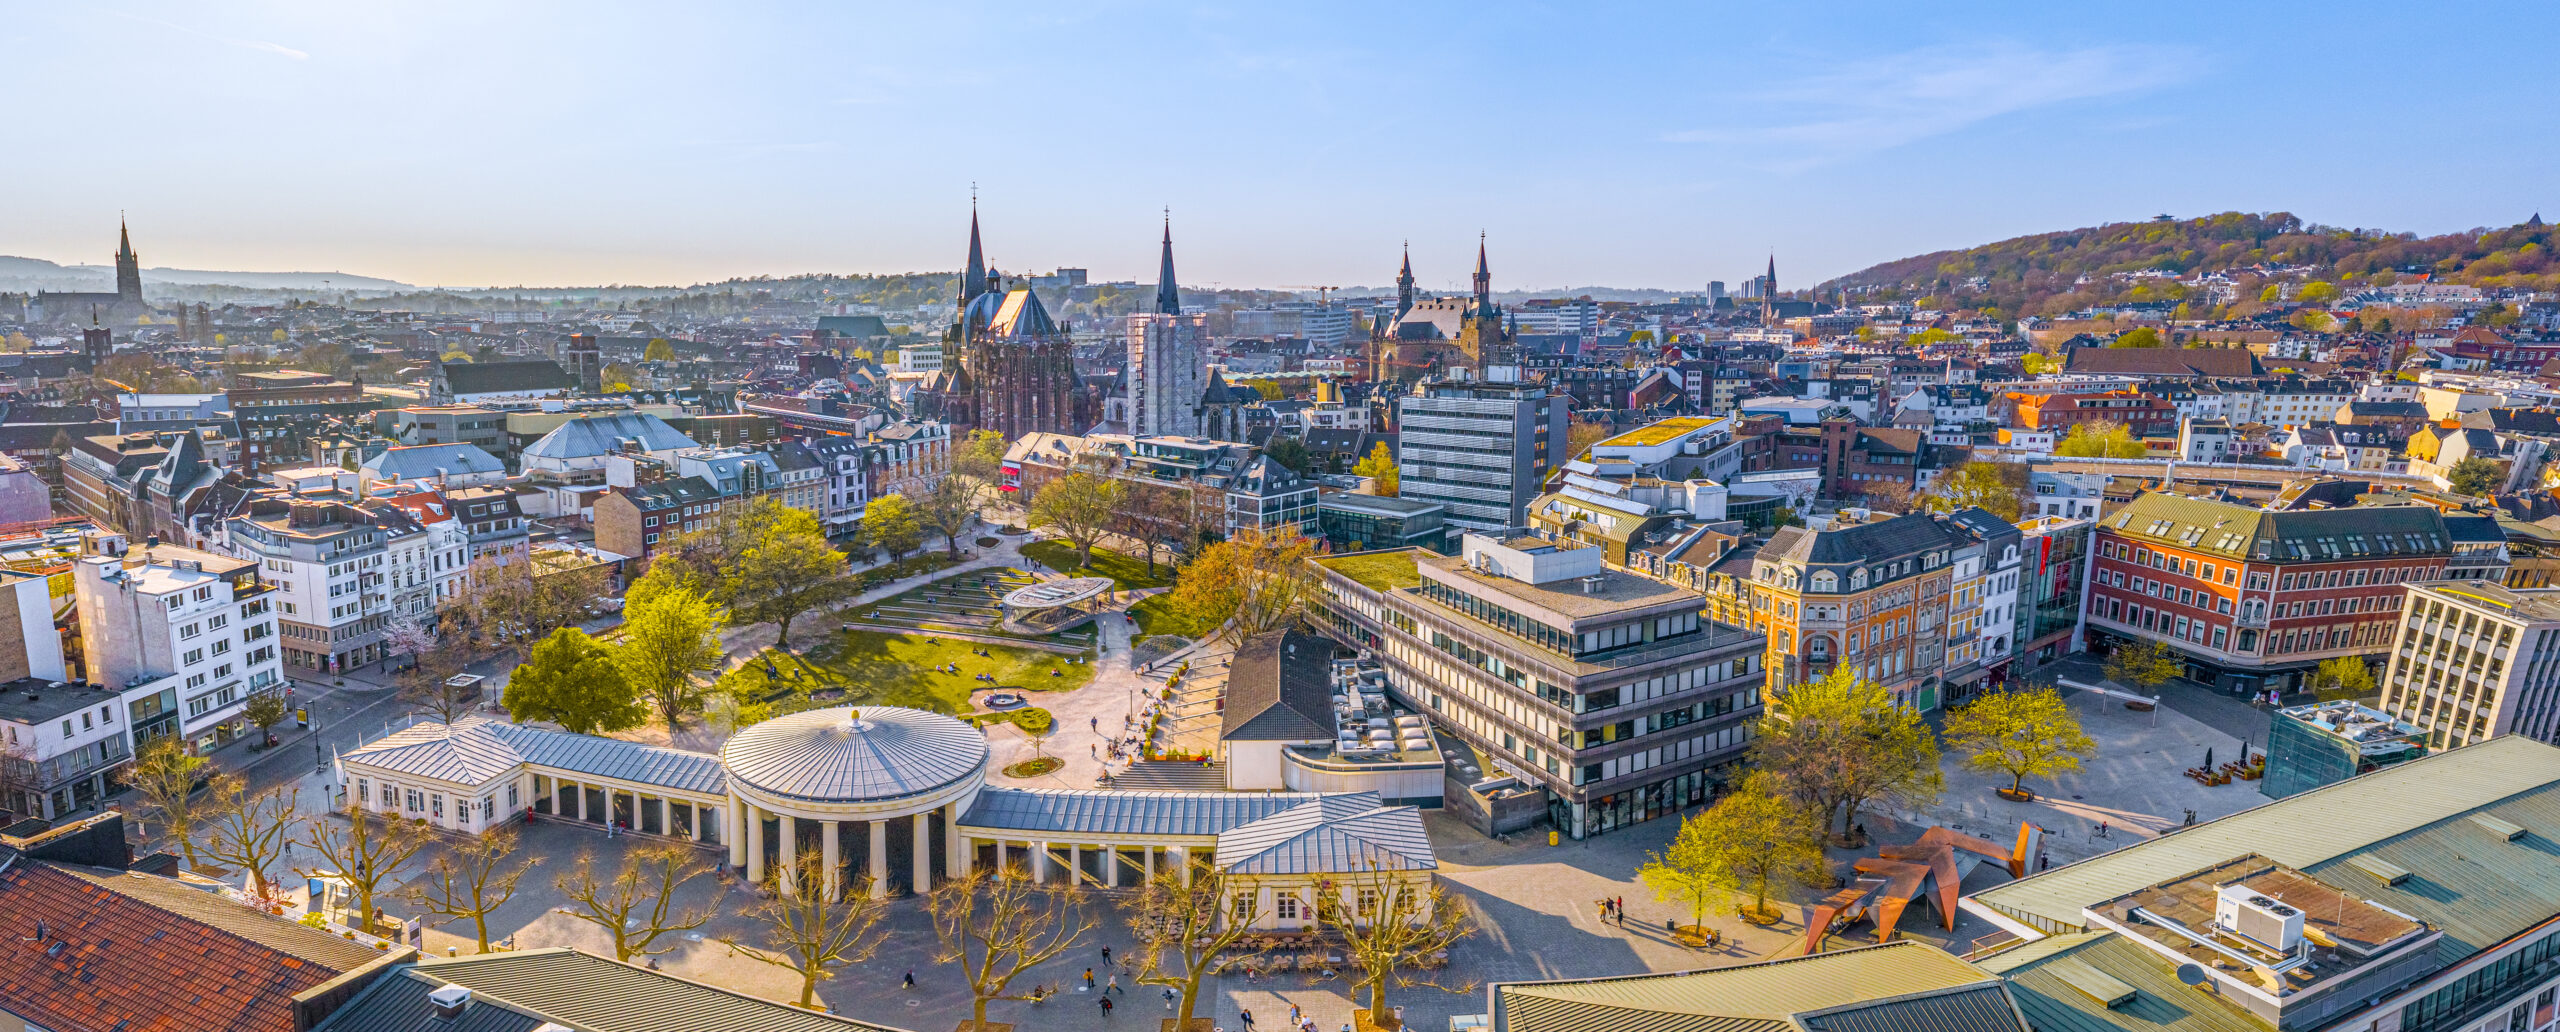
{"left": 1131, "top": 592, "right": 1222, "bottom": 639}
{"left": 746, "top": 629, "right": 1095, "bottom": 716}
{"left": 961, "top": 707, "right": 1055, "bottom": 735}
{"left": 1315, "top": 549, "right": 1424, "bottom": 592}
{"left": 1020, "top": 540, "right": 1174, "bottom": 589}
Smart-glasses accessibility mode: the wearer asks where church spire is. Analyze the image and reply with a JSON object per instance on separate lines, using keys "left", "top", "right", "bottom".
{"left": 961, "top": 200, "right": 988, "bottom": 306}
{"left": 1153, "top": 213, "right": 1181, "bottom": 315}
{"left": 117, "top": 218, "right": 134, "bottom": 261}
{"left": 1396, "top": 242, "right": 1416, "bottom": 316}
{"left": 1472, "top": 233, "right": 1492, "bottom": 311}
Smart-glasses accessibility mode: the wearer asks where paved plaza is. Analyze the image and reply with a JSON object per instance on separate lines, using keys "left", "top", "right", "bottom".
{"left": 161, "top": 530, "right": 2315, "bottom": 1032}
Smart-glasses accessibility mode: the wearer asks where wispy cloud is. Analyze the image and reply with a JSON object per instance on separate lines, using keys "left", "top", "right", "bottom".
{"left": 1665, "top": 42, "right": 2191, "bottom": 165}
{"left": 114, "top": 10, "right": 308, "bottom": 60}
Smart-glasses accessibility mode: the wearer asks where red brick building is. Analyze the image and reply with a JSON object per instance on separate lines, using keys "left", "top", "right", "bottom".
{"left": 2009, "top": 389, "right": 2178, "bottom": 438}
{"left": 2084, "top": 492, "right": 2476, "bottom": 694}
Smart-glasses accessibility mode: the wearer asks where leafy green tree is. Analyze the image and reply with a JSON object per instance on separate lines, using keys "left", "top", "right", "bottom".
{"left": 860, "top": 493, "right": 923, "bottom": 567}
{"left": 1928, "top": 461, "right": 2026, "bottom": 521}
{"left": 2297, "top": 280, "right": 2338, "bottom": 304}
{"left": 1943, "top": 687, "right": 2096, "bottom": 797}
{"left": 2054, "top": 421, "right": 2148, "bottom": 459}
{"left": 2104, "top": 639, "right": 2185, "bottom": 693}
{"left": 2020, "top": 352, "right": 2063, "bottom": 374}
{"left": 1906, "top": 327, "right": 1961, "bottom": 348}
{"left": 2448, "top": 456, "right": 2505, "bottom": 497}
{"left": 122, "top": 738, "right": 217, "bottom": 865}
{"left": 504, "top": 628, "right": 646, "bottom": 734}
{"left": 2313, "top": 657, "right": 2377, "bottom": 702}
{"left": 1352, "top": 441, "right": 1400, "bottom": 496}
{"left": 1261, "top": 434, "right": 1313, "bottom": 473}
{"left": 1639, "top": 774, "right": 1828, "bottom": 925}
{"left": 2108, "top": 327, "right": 2165, "bottom": 348}
{"left": 613, "top": 586, "right": 725, "bottom": 735}
{"left": 643, "top": 338, "right": 677, "bottom": 361}
{"left": 1026, "top": 471, "right": 1122, "bottom": 566}
{"left": 1748, "top": 668, "right": 1942, "bottom": 844}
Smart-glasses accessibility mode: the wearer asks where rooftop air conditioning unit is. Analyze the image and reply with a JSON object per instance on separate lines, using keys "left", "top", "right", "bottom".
{"left": 2215, "top": 884, "right": 2305, "bottom": 954}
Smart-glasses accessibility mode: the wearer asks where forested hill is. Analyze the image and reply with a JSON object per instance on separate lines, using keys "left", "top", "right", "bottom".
{"left": 1821, "top": 212, "right": 2556, "bottom": 317}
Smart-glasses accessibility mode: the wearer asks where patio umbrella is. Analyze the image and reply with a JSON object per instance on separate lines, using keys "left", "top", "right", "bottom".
{"left": 2239, "top": 740, "right": 2249, "bottom": 763}
{"left": 2204, "top": 747, "right": 2214, "bottom": 770}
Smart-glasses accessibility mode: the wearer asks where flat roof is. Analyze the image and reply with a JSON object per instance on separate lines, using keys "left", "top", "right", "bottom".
{"left": 2408, "top": 581, "right": 2560, "bottom": 623}
{"left": 1319, "top": 493, "right": 1444, "bottom": 517}
{"left": 0, "top": 677, "right": 121, "bottom": 724}
{"left": 2099, "top": 854, "right": 2426, "bottom": 989}
{"left": 1418, "top": 553, "right": 1698, "bottom": 620}
{"left": 1595, "top": 417, "right": 1718, "bottom": 448}
{"left": 1314, "top": 549, "right": 1425, "bottom": 593}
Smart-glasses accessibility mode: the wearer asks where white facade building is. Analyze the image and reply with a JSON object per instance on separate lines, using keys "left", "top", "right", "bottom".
{"left": 73, "top": 536, "right": 284, "bottom": 755}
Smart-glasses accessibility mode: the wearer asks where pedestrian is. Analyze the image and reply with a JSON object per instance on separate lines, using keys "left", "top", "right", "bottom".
{"left": 1241, "top": 1008, "right": 1255, "bottom": 1031}
{"left": 1084, "top": 968, "right": 1096, "bottom": 990}
{"left": 1162, "top": 987, "right": 1176, "bottom": 1010}
{"left": 1102, "top": 945, "right": 1112, "bottom": 962}
{"left": 1091, "top": 716, "right": 1100, "bottom": 732}
{"left": 1100, "top": 996, "right": 1114, "bottom": 1018}
{"left": 2038, "top": 852, "right": 2051, "bottom": 871}
{"left": 1290, "top": 1003, "right": 1302, "bottom": 1025}
{"left": 903, "top": 970, "right": 915, "bottom": 989}
{"left": 1108, "top": 974, "right": 1121, "bottom": 995}
{"left": 1666, "top": 917, "right": 1676, "bottom": 934}
{"left": 2098, "top": 820, "right": 2110, "bottom": 838}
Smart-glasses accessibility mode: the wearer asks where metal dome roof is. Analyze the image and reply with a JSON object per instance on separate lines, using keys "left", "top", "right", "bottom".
{"left": 719, "top": 706, "right": 987, "bottom": 803}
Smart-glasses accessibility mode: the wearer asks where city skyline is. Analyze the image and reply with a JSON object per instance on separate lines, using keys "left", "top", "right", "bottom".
{"left": 7, "top": 1, "right": 2556, "bottom": 290}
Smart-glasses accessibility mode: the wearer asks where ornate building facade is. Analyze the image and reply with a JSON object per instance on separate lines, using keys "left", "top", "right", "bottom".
{"left": 1364, "top": 238, "right": 1516, "bottom": 385}
{"left": 1124, "top": 220, "right": 1209, "bottom": 439}
{"left": 911, "top": 210, "right": 1097, "bottom": 440}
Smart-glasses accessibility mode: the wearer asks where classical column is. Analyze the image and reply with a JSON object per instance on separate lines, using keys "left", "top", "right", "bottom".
{"left": 995, "top": 839, "right": 1008, "bottom": 871}
{"left": 868, "top": 820, "right": 889, "bottom": 900}
{"left": 1174, "top": 845, "right": 1192, "bottom": 886}
{"left": 778, "top": 815, "right": 800, "bottom": 896}
{"left": 726, "top": 798, "right": 745, "bottom": 868}
{"left": 745, "top": 804, "right": 766, "bottom": 883}
{"left": 556, "top": 779, "right": 574, "bottom": 820}
{"left": 1032, "top": 841, "right": 1049, "bottom": 882}
{"left": 913, "top": 811, "right": 932, "bottom": 893}
{"left": 821, "top": 821, "right": 842, "bottom": 903}
{"left": 1070, "top": 843, "right": 1083, "bottom": 887}
{"left": 1105, "top": 845, "right": 1119, "bottom": 888}
{"left": 658, "top": 797, "right": 671, "bottom": 837}
{"left": 946, "top": 800, "right": 968, "bottom": 875}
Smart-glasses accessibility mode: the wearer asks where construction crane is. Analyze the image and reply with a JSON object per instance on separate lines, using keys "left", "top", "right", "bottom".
{"left": 1283, "top": 285, "right": 1342, "bottom": 303}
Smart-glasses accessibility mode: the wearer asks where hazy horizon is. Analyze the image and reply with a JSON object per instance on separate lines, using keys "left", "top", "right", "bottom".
{"left": 10, "top": 1, "right": 2556, "bottom": 291}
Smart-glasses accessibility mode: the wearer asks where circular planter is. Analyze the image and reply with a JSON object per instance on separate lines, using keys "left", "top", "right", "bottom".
{"left": 1736, "top": 903, "right": 1784, "bottom": 926}
{"left": 1003, "top": 757, "right": 1063, "bottom": 778}
{"left": 1996, "top": 787, "right": 2037, "bottom": 802}
{"left": 976, "top": 536, "right": 1000, "bottom": 547}
{"left": 2125, "top": 700, "right": 2156, "bottom": 712}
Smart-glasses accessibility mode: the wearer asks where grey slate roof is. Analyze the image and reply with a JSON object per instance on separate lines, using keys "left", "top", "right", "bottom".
{"left": 718, "top": 706, "right": 985, "bottom": 803}
{"left": 1221, "top": 630, "right": 1337, "bottom": 742}
{"left": 1215, "top": 796, "right": 1435, "bottom": 876}
{"left": 344, "top": 716, "right": 727, "bottom": 795}
{"left": 959, "top": 787, "right": 1323, "bottom": 837}
{"left": 316, "top": 949, "right": 909, "bottom": 1032}
{"left": 521, "top": 412, "right": 699, "bottom": 462}
{"left": 361, "top": 442, "right": 505, "bottom": 480}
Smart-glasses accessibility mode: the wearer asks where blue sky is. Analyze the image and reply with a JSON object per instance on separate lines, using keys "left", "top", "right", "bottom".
{"left": 9, "top": 1, "right": 2556, "bottom": 291}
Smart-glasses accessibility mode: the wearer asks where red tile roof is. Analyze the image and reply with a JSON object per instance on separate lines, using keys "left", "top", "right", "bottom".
{"left": 0, "top": 857, "right": 364, "bottom": 1032}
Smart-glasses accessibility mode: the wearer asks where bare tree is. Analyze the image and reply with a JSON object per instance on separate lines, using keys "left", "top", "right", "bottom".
{"left": 1314, "top": 862, "right": 1477, "bottom": 1030}
{"left": 1129, "top": 859, "right": 1270, "bottom": 1029}
{"left": 556, "top": 844, "right": 715, "bottom": 961}
{"left": 0, "top": 738, "right": 44, "bottom": 821}
{"left": 723, "top": 849, "right": 889, "bottom": 1009}
{"left": 410, "top": 826, "right": 544, "bottom": 953}
{"left": 456, "top": 556, "right": 603, "bottom": 660}
{"left": 396, "top": 638, "right": 476, "bottom": 724}
{"left": 926, "top": 865, "right": 1098, "bottom": 1032}
{"left": 303, "top": 799, "right": 434, "bottom": 936}
{"left": 201, "top": 782, "right": 300, "bottom": 900}
{"left": 121, "top": 737, "right": 217, "bottom": 866}
{"left": 914, "top": 471, "right": 992, "bottom": 559}
{"left": 1113, "top": 483, "right": 1196, "bottom": 576}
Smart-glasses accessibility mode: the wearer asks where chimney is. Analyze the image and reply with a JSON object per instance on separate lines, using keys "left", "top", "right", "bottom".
{"left": 427, "top": 985, "right": 471, "bottom": 1019}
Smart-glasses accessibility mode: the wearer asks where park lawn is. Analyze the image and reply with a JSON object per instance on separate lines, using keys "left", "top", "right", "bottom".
{"left": 1020, "top": 540, "right": 1174, "bottom": 590}
{"left": 1131, "top": 592, "right": 1221, "bottom": 640}
{"left": 762, "top": 629, "right": 1095, "bottom": 715}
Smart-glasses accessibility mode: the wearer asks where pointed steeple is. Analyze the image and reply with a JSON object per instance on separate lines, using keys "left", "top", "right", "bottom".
{"left": 961, "top": 202, "right": 988, "bottom": 306}
{"left": 1153, "top": 215, "right": 1181, "bottom": 315}
{"left": 1765, "top": 254, "right": 1777, "bottom": 295}
{"left": 1472, "top": 233, "right": 1491, "bottom": 310}
{"left": 117, "top": 218, "right": 135, "bottom": 261}
{"left": 1395, "top": 243, "right": 1416, "bottom": 316}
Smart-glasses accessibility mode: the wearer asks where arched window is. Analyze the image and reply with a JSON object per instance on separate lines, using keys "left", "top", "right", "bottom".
{"left": 1812, "top": 570, "right": 1837, "bottom": 592}
{"left": 1850, "top": 568, "right": 1869, "bottom": 590}
{"left": 1806, "top": 634, "right": 1832, "bottom": 659}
